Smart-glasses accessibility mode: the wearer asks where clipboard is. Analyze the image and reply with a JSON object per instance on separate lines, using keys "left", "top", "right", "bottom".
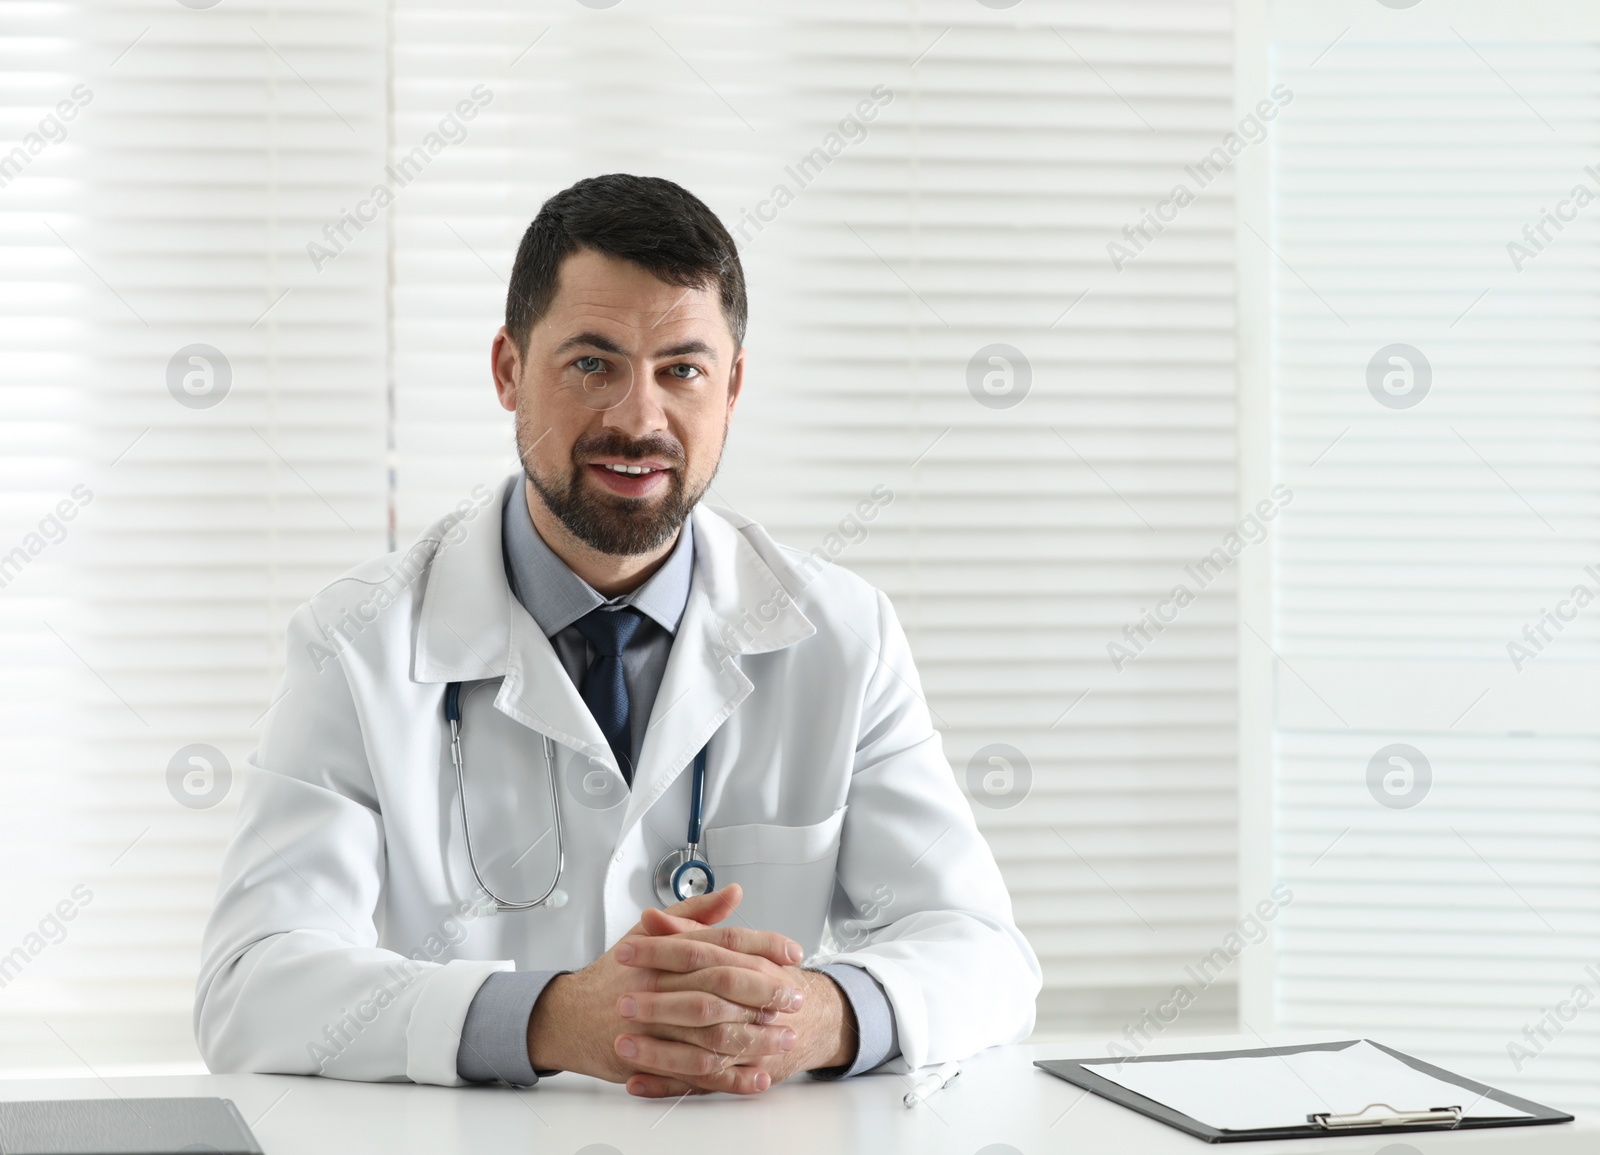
{"left": 1034, "top": 1039, "right": 1574, "bottom": 1144}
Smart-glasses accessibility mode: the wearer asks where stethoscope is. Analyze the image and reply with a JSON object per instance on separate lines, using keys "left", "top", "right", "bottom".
{"left": 445, "top": 681, "right": 715, "bottom": 912}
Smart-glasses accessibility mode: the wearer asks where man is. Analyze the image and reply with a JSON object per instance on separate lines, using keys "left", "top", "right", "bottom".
{"left": 196, "top": 174, "right": 1040, "bottom": 1096}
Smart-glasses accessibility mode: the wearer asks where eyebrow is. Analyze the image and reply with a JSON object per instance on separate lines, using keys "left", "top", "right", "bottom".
{"left": 553, "top": 331, "right": 627, "bottom": 357}
{"left": 551, "top": 332, "right": 720, "bottom": 364}
{"left": 655, "top": 339, "right": 718, "bottom": 364}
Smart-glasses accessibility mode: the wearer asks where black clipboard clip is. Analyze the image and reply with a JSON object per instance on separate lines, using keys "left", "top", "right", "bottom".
{"left": 1309, "top": 1103, "right": 1463, "bottom": 1130}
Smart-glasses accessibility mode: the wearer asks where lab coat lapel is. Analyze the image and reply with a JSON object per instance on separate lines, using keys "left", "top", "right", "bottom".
{"left": 412, "top": 474, "right": 611, "bottom": 763}
{"left": 620, "top": 504, "right": 817, "bottom": 840}
{"left": 495, "top": 605, "right": 612, "bottom": 764}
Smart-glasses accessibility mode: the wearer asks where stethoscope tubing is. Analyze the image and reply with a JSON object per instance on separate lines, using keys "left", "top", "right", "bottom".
{"left": 445, "top": 680, "right": 709, "bottom": 912}
{"left": 447, "top": 681, "right": 567, "bottom": 911}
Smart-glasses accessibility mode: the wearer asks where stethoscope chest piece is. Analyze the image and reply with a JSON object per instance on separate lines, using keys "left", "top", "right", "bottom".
{"left": 654, "top": 848, "right": 715, "bottom": 906}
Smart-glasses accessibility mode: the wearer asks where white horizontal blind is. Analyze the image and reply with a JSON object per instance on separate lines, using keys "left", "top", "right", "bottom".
{"left": 392, "top": 0, "right": 1240, "bottom": 1037}
{"left": 0, "top": 2, "right": 388, "bottom": 1070}
{"left": 1270, "top": 15, "right": 1600, "bottom": 1111}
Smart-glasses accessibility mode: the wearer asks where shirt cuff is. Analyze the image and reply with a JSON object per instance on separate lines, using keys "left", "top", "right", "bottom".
{"left": 455, "top": 970, "right": 564, "bottom": 1085}
{"left": 806, "top": 963, "right": 901, "bottom": 1080}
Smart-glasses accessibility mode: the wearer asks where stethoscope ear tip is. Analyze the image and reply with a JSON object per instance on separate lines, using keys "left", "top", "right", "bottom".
{"left": 547, "top": 889, "right": 569, "bottom": 908}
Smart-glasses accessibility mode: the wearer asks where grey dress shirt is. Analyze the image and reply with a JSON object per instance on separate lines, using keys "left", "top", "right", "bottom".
{"left": 455, "top": 477, "right": 899, "bottom": 1085}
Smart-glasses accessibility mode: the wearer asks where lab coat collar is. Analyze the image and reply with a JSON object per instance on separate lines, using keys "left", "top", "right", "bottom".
{"left": 412, "top": 475, "right": 607, "bottom": 761}
{"left": 412, "top": 474, "right": 817, "bottom": 802}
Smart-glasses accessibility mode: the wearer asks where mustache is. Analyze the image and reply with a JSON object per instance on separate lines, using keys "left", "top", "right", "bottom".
{"left": 573, "top": 429, "right": 685, "bottom": 466}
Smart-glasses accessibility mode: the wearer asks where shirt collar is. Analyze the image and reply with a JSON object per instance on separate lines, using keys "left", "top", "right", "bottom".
{"left": 501, "top": 474, "right": 694, "bottom": 638}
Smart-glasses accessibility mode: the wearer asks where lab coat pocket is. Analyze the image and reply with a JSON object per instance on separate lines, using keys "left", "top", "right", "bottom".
{"left": 703, "top": 806, "right": 847, "bottom": 958}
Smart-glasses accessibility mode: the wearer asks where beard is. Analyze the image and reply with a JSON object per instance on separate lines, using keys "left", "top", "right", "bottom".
{"left": 519, "top": 416, "right": 719, "bottom": 556}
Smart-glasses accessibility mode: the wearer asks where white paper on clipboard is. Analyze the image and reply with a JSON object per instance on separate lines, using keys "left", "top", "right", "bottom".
{"left": 1082, "top": 1041, "right": 1532, "bottom": 1133}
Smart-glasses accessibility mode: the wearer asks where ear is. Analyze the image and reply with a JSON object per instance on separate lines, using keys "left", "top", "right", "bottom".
{"left": 724, "top": 345, "right": 746, "bottom": 419}
{"left": 491, "top": 326, "right": 521, "bottom": 412}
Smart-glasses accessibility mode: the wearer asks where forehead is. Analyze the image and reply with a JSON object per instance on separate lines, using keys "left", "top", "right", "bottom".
{"left": 535, "top": 248, "right": 730, "bottom": 347}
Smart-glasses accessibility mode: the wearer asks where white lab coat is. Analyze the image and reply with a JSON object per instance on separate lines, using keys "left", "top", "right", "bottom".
{"left": 195, "top": 472, "right": 1040, "bottom": 1085}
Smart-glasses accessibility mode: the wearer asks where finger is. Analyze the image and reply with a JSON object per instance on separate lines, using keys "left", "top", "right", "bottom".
{"left": 641, "top": 967, "right": 803, "bottom": 1014}
{"left": 638, "top": 884, "right": 746, "bottom": 937}
{"left": 633, "top": 885, "right": 743, "bottom": 939}
{"left": 661, "top": 882, "right": 742, "bottom": 926}
{"left": 620, "top": 987, "right": 797, "bottom": 1030}
{"left": 638, "top": 907, "right": 710, "bottom": 938}
{"left": 626, "top": 1073, "right": 700, "bottom": 1098}
{"left": 642, "top": 1021, "right": 798, "bottom": 1059}
{"left": 616, "top": 927, "right": 803, "bottom": 971}
{"left": 615, "top": 1034, "right": 772, "bottom": 1094}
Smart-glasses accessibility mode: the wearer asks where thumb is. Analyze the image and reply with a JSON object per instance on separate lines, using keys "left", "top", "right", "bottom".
{"left": 639, "top": 883, "right": 743, "bottom": 937}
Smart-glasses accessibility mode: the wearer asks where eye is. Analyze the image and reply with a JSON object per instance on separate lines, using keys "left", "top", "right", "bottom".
{"left": 666, "top": 363, "right": 701, "bottom": 380}
{"left": 575, "top": 355, "right": 606, "bottom": 374}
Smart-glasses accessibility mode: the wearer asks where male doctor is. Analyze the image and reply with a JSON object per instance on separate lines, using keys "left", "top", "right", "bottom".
{"left": 196, "top": 173, "right": 1040, "bottom": 1097}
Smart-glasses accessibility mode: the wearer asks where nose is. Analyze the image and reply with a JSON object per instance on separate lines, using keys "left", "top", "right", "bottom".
{"left": 594, "top": 358, "right": 669, "bottom": 438}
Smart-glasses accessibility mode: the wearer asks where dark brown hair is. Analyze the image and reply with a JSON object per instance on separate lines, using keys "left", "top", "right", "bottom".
{"left": 505, "top": 173, "right": 747, "bottom": 350}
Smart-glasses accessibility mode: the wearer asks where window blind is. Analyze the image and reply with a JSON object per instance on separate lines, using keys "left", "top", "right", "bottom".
{"left": 390, "top": 0, "right": 1241, "bottom": 1039}
{"left": 1268, "top": 11, "right": 1600, "bottom": 1111}
{"left": 0, "top": 0, "right": 1248, "bottom": 1071}
{"left": 0, "top": 1, "right": 389, "bottom": 1070}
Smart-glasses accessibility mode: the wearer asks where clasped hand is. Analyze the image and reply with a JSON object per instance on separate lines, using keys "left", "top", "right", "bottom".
{"left": 525, "top": 883, "right": 852, "bottom": 1097}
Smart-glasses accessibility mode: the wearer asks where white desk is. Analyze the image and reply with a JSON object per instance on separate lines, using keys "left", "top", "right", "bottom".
{"left": 0, "top": 1038, "right": 1589, "bottom": 1154}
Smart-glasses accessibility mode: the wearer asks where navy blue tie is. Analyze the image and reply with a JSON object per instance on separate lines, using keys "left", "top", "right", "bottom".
{"left": 573, "top": 606, "right": 646, "bottom": 785}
